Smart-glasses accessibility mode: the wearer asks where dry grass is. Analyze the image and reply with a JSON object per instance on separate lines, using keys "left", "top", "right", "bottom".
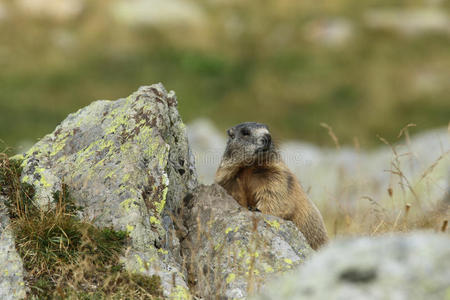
{"left": 318, "top": 125, "right": 449, "bottom": 238}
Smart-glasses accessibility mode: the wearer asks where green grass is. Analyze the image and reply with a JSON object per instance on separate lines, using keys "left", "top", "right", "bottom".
{"left": 0, "top": 0, "right": 449, "bottom": 152}
{"left": 0, "top": 154, "right": 162, "bottom": 299}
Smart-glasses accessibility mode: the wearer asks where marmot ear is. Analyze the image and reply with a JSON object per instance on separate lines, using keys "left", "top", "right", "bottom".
{"left": 227, "top": 128, "right": 235, "bottom": 139}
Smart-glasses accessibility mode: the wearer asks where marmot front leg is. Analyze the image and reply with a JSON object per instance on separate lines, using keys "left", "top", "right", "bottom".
{"left": 228, "top": 177, "right": 248, "bottom": 209}
{"left": 254, "top": 187, "right": 293, "bottom": 219}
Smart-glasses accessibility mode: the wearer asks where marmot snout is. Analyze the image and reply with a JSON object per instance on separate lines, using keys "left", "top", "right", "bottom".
{"left": 215, "top": 122, "right": 328, "bottom": 250}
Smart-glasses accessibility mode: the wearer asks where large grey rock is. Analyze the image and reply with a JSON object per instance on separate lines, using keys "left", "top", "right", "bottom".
{"left": 18, "top": 83, "right": 197, "bottom": 297}
{"left": 0, "top": 197, "right": 27, "bottom": 300}
{"left": 252, "top": 232, "right": 450, "bottom": 300}
{"left": 181, "top": 184, "right": 313, "bottom": 299}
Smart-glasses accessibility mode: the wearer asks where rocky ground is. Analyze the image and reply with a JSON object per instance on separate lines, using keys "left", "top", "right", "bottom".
{"left": 1, "top": 84, "right": 449, "bottom": 299}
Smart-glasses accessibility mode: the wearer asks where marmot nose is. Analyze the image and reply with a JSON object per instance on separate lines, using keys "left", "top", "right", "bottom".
{"left": 262, "top": 133, "right": 272, "bottom": 147}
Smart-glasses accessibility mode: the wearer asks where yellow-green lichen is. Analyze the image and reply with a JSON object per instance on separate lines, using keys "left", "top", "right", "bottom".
{"left": 154, "top": 180, "right": 168, "bottom": 214}
{"left": 74, "top": 138, "right": 115, "bottom": 166}
{"left": 264, "top": 265, "right": 274, "bottom": 273}
{"left": 120, "top": 198, "right": 138, "bottom": 212}
{"left": 126, "top": 225, "right": 134, "bottom": 233}
{"left": 265, "top": 219, "right": 280, "bottom": 230}
{"left": 157, "top": 248, "right": 168, "bottom": 255}
{"left": 150, "top": 216, "right": 161, "bottom": 225}
{"left": 226, "top": 273, "right": 236, "bottom": 284}
{"left": 169, "top": 285, "right": 191, "bottom": 300}
{"left": 245, "top": 269, "right": 260, "bottom": 276}
{"left": 105, "top": 168, "right": 117, "bottom": 179}
{"left": 105, "top": 111, "right": 129, "bottom": 135}
{"left": 134, "top": 255, "right": 148, "bottom": 273}
{"left": 225, "top": 227, "right": 233, "bottom": 234}
{"left": 284, "top": 258, "right": 293, "bottom": 265}
{"left": 143, "top": 136, "right": 159, "bottom": 157}
{"left": 50, "top": 136, "right": 68, "bottom": 157}
{"left": 34, "top": 168, "right": 52, "bottom": 188}
{"left": 238, "top": 249, "right": 246, "bottom": 258}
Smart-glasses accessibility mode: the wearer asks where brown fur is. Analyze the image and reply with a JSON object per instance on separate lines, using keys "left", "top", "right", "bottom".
{"left": 216, "top": 145, "right": 328, "bottom": 250}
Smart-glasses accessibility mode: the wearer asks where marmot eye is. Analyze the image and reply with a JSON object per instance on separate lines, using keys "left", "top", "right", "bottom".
{"left": 227, "top": 129, "right": 235, "bottom": 139}
{"left": 241, "top": 128, "right": 250, "bottom": 136}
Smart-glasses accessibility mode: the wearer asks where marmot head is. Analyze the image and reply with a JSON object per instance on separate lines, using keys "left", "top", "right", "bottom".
{"left": 222, "top": 122, "right": 279, "bottom": 166}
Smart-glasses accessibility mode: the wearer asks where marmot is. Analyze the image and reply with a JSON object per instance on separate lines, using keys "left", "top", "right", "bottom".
{"left": 215, "top": 122, "right": 328, "bottom": 250}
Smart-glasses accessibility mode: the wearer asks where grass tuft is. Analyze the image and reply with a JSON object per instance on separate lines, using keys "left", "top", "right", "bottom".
{"left": 0, "top": 154, "right": 163, "bottom": 299}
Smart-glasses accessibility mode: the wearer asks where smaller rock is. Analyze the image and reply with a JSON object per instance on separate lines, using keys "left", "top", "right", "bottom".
{"left": 181, "top": 184, "right": 313, "bottom": 299}
{"left": 0, "top": 196, "right": 27, "bottom": 300}
{"left": 252, "top": 232, "right": 450, "bottom": 300}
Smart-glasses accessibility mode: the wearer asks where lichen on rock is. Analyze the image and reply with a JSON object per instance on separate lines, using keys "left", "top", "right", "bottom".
{"left": 20, "top": 83, "right": 197, "bottom": 297}
{"left": 181, "top": 184, "right": 313, "bottom": 299}
{"left": 0, "top": 197, "right": 27, "bottom": 300}
{"left": 252, "top": 232, "right": 450, "bottom": 300}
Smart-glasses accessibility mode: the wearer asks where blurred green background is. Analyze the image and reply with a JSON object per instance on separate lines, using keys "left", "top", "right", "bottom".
{"left": 1, "top": 0, "right": 449, "bottom": 152}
